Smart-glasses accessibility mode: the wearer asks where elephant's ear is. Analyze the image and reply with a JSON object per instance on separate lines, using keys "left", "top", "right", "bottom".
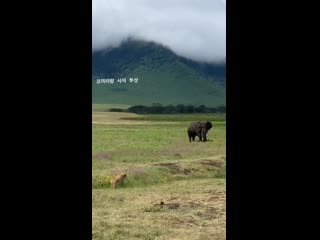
{"left": 206, "top": 122, "right": 213, "bottom": 129}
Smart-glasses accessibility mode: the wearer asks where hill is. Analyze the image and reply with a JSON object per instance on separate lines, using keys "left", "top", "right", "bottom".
{"left": 92, "top": 40, "right": 226, "bottom": 107}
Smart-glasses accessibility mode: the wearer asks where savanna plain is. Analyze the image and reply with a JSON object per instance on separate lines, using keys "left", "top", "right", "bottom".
{"left": 92, "top": 104, "right": 226, "bottom": 240}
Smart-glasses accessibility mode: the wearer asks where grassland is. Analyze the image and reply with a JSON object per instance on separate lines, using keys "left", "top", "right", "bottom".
{"left": 120, "top": 113, "right": 226, "bottom": 122}
{"left": 92, "top": 105, "right": 226, "bottom": 240}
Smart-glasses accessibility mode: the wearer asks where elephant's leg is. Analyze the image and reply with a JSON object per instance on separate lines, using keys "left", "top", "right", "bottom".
{"left": 198, "top": 134, "right": 202, "bottom": 141}
{"left": 192, "top": 135, "right": 195, "bottom": 141}
{"left": 202, "top": 130, "right": 207, "bottom": 142}
{"left": 203, "top": 134, "right": 207, "bottom": 142}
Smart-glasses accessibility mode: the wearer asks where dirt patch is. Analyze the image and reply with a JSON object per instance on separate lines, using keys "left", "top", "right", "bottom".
{"left": 199, "top": 160, "right": 224, "bottom": 167}
{"left": 92, "top": 151, "right": 112, "bottom": 161}
{"left": 153, "top": 201, "right": 180, "bottom": 210}
{"left": 165, "top": 203, "right": 180, "bottom": 209}
{"left": 154, "top": 163, "right": 181, "bottom": 174}
{"left": 154, "top": 163, "right": 192, "bottom": 175}
{"left": 205, "top": 207, "right": 221, "bottom": 220}
{"left": 149, "top": 194, "right": 225, "bottom": 230}
{"left": 203, "top": 190, "right": 225, "bottom": 195}
{"left": 196, "top": 207, "right": 220, "bottom": 220}
{"left": 172, "top": 218, "right": 199, "bottom": 227}
{"left": 185, "top": 202, "right": 202, "bottom": 208}
{"left": 163, "top": 217, "right": 199, "bottom": 228}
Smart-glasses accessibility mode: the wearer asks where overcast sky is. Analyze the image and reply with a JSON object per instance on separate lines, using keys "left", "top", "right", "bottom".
{"left": 92, "top": 0, "right": 226, "bottom": 63}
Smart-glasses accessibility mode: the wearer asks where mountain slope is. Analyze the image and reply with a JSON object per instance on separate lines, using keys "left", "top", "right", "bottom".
{"left": 92, "top": 40, "right": 226, "bottom": 107}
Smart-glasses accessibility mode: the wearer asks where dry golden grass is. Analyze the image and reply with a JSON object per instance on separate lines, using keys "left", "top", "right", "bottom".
{"left": 92, "top": 178, "right": 225, "bottom": 240}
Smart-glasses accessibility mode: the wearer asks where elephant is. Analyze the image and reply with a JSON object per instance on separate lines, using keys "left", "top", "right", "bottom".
{"left": 187, "top": 121, "right": 213, "bottom": 142}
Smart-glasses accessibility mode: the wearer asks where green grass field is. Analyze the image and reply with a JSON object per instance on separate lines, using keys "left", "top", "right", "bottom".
{"left": 92, "top": 106, "right": 226, "bottom": 240}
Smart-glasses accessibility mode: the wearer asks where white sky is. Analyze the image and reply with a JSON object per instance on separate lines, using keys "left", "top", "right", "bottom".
{"left": 93, "top": 0, "right": 226, "bottom": 63}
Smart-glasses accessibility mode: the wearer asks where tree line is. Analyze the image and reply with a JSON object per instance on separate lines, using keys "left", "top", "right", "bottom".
{"left": 109, "top": 104, "right": 226, "bottom": 114}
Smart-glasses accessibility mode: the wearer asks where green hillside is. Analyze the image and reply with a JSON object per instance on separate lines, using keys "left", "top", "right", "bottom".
{"left": 92, "top": 40, "right": 226, "bottom": 107}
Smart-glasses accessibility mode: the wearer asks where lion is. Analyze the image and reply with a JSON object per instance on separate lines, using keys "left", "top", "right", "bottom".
{"left": 110, "top": 173, "right": 127, "bottom": 188}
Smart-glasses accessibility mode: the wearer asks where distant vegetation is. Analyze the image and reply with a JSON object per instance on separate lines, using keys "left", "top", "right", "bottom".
{"left": 109, "top": 103, "right": 226, "bottom": 114}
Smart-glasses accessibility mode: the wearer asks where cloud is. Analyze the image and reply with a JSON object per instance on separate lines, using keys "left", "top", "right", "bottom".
{"left": 92, "top": 0, "right": 226, "bottom": 63}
